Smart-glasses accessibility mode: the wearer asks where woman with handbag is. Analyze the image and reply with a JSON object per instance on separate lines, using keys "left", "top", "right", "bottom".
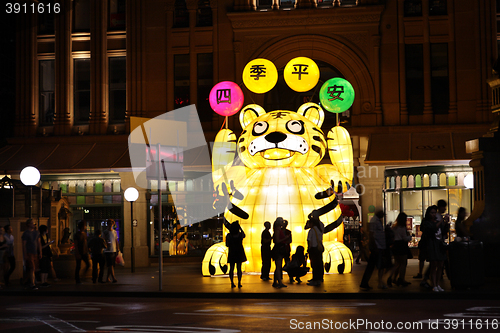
{"left": 225, "top": 220, "right": 246, "bottom": 288}
{"left": 103, "top": 219, "right": 120, "bottom": 283}
{"left": 387, "top": 213, "right": 412, "bottom": 287}
{"left": 422, "top": 205, "right": 448, "bottom": 292}
{"left": 272, "top": 217, "right": 289, "bottom": 288}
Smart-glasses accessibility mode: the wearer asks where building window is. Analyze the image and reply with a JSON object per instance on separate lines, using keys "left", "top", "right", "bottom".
{"left": 109, "top": 0, "right": 126, "bottom": 31}
{"left": 404, "top": 0, "right": 422, "bottom": 17}
{"left": 74, "top": 58, "right": 91, "bottom": 124}
{"left": 37, "top": 1, "right": 55, "bottom": 35}
{"left": 109, "top": 57, "right": 127, "bottom": 123}
{"left": 257, "top": 0, "right": 272, "bottom": 10}
{"left": 431, "top": 43, "right": 449, "bottom": 114}
{"left": 39, "top": 60, "right": 55, "bottom": 126}
{"left": 317, "top": 0, "right": 333, "bottom": 7}
{"left": 340, "top": 0, "right": 358, "bottom": 7}
{"left": 196, "top": 0, "right": 212, "bottom": 27}
{"left": 73, "top": 0, "right": 90, "bottom": 32}
{"left": 429, "top": 0, "right": 447, "bottom": 16}
{"left": 197, "top": 53, "right": 213, "bottom": 122}
{"left": 174, "top": 0, "right": 189, "bottom": 28}
{"left": 405, "top": 44, "right": 424, "bottom": 115}
{"left": 280, "top": 0, "right": 295, "bottom": 9}
{"left": 174, "top": 54, "right": 190, "bottom": 109}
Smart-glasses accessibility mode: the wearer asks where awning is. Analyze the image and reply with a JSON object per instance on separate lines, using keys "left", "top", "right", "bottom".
{"left": 365, "top": 131, "right": 485, "bottom": 165}
{"left": 0, "top": 136, "right": 131, "bottom": 174}
{"left": 0, "top": 135, "right": 212, "bottom": 174}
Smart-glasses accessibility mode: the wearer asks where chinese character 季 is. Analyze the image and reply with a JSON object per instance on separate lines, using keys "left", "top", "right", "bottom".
{"left": 327, "top": 85, "right": 345, "bottom": 101}
{"left": 250, "top": 64, "right": 267, "bottom": 80}
{"left": 292, "top": 64, "right": 309, "bottom": 80}
{"left": 216, "top": 89, "right": 232, "bottom": 104}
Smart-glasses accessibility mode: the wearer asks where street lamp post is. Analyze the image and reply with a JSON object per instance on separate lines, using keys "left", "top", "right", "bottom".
{"left": 20, "top": 166, "right": 40, "bottom": 219}
{"left": 124, "top": 187, "right": 139, "bottom": 273}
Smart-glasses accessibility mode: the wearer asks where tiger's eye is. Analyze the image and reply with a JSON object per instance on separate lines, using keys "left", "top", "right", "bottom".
{"left": 252, "top": 121, "right": 269, "bottom": 136}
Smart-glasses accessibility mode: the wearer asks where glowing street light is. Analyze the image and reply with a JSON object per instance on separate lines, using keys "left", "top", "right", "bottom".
{"left": 20, "top": 166, "right": 40, "bottom": 218}
{"left": 124, "top": 187, "right": 139, "bottom": 273}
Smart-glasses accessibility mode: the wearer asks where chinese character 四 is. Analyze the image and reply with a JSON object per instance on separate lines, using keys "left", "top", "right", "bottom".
{"left": 216, "top": 89, "right": 232, "bottom": 104}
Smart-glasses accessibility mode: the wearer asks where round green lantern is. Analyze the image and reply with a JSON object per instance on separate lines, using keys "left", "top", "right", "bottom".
{"left": 319, "top": 78, "right": 355, "bottom": 113}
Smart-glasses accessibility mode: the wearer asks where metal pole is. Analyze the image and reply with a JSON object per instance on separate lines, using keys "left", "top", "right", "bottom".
{"left": 29, "top": 186, "right": 33, "bottom": 219}
{"left": 131, "top": 201, "right": 135, "bottom": 273}
{"left": 158, "top": 143, "right": 163, "bottom": 291}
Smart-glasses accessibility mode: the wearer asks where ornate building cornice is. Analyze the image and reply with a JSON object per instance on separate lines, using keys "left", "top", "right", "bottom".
{"left": 227, "top": 6, "right": 384, "bottom": 29}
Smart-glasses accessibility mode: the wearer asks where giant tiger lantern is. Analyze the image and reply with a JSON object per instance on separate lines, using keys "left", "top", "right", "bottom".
{"left": 203, "top": 57, "right": 355, "bottom": 276}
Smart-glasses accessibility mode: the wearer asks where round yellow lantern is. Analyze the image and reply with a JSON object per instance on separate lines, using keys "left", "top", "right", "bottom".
{"left": 284, "top": 57, "right": 320, "bottom": 92}
{"left": 242, "top": 58, "right": 278, "bottom": 94}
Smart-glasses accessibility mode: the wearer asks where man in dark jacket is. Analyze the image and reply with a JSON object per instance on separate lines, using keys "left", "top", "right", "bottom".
{"left": 74, "top": 221, "right": 90, "bottom": 284}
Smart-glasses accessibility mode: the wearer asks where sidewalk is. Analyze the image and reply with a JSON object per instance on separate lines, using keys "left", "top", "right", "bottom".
{"left": 2, "top": 259, "right": 498, "bottom": 299}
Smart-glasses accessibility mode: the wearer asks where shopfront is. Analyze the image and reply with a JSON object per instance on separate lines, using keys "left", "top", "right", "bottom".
{"left": 384, "top": 165, "right": 474, "bottom": 247}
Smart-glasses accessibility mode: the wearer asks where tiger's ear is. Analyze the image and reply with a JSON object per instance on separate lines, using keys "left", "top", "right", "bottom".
{"left": 297, "top": 103, "right": 324, "bottom": 127}
{"left": 239, "top": 104, "right": 266, "bottom": 128}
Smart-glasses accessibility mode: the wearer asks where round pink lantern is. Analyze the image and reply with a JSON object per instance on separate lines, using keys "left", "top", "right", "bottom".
{"left": 209, "top": 81, "right": 244, "bottom": 117}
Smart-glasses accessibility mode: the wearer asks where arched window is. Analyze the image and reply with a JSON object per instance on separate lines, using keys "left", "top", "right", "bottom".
{"left": 408, "top": 175, "right": 415, "bottom": 188}
{"left": 396, "top": 176, "right": 401, "bottom": 190}
{"left": 457, "top": 173, "right": 465, "bottom": 186}
{"left": 430, "top": 173, "right": 438, "bottom": 187}
{"left": 415, "top": 175, "right": 422, "bottom": 188}
{"left": 196, "top": 0, "right": 212, "bottom": 27}
{"left": 423, "top": 174, "right": 430, "bottom": 187}
{"left": 439, "top": 173, "right": 447, "bottom": 186}
{"left": 448, "top": 174, "right": 456, "bottom": 186}
{"left": 174, "top": 0, "right": 189, "bottom": 28}
{"left": 402, "top": 175, "right": 408, "bottom": 189}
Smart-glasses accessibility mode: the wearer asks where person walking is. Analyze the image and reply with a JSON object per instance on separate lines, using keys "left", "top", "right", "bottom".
{"left": 260, "top": 221, "right": 272, "bottom": 281}
{"left": 355, "top": 225, "right": 369, "bottom": 264}
{"left": 74, "top": 221, "right": 90, "bottom": 284}
{"left": 306, "top": 216, "right": 324, "bottom": 286}
{"left": 38, "top": 225, "right": 54, "bottom": 287}
{"left": 225, "top": 220, "right": 247, "bottom": 288}
{"left": 360, "top": 208, "right": 388, "bottom": 290}
{"left": 3, "top": 225, "right": 15, "bottom": 286}
{"left": 422, "top": 205, "right": 448, "bottom": 292}
{"left": 103, "top": 219, "right": 119, "bottom": 283}
{"left": 387, "top": 212, "right": 412, "bottom": 287}
{"left": 88, "top": 229, "right": 107, "bottom": 284}
{"left": 22, "top": 219, "right": 42, "bottom": 290}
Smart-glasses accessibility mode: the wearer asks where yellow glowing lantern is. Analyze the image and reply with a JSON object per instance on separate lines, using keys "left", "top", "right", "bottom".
{"left": 323, "top": 241, "right": 353, "bottom": 274}
{"left": 204, "top": 102, "right": 354, "bottom": 275}
{"left": 284, "top": 57, "right": 320, "bottom": 92}
{"left": 202, "top": 243, "right": 229, "bottom": 276}
{"left": 242, "top": 59, "right": 278, "bottom": 94}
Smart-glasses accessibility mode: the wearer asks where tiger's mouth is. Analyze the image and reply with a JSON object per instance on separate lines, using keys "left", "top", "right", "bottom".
{"left": 248, "top": 134, "right": 309, "bottom": 157}
{"left": 260, "top": 149, "right": 296, "bottom": 160}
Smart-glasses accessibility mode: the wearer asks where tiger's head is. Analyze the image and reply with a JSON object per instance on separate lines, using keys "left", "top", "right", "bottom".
{"left": 237, "top": 103, "right": 326, "bottom": 168}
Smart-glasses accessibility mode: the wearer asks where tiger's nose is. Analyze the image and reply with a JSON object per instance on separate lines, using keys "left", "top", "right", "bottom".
{"left": 265, "top": 132, "right": 287, "bottom": 144}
